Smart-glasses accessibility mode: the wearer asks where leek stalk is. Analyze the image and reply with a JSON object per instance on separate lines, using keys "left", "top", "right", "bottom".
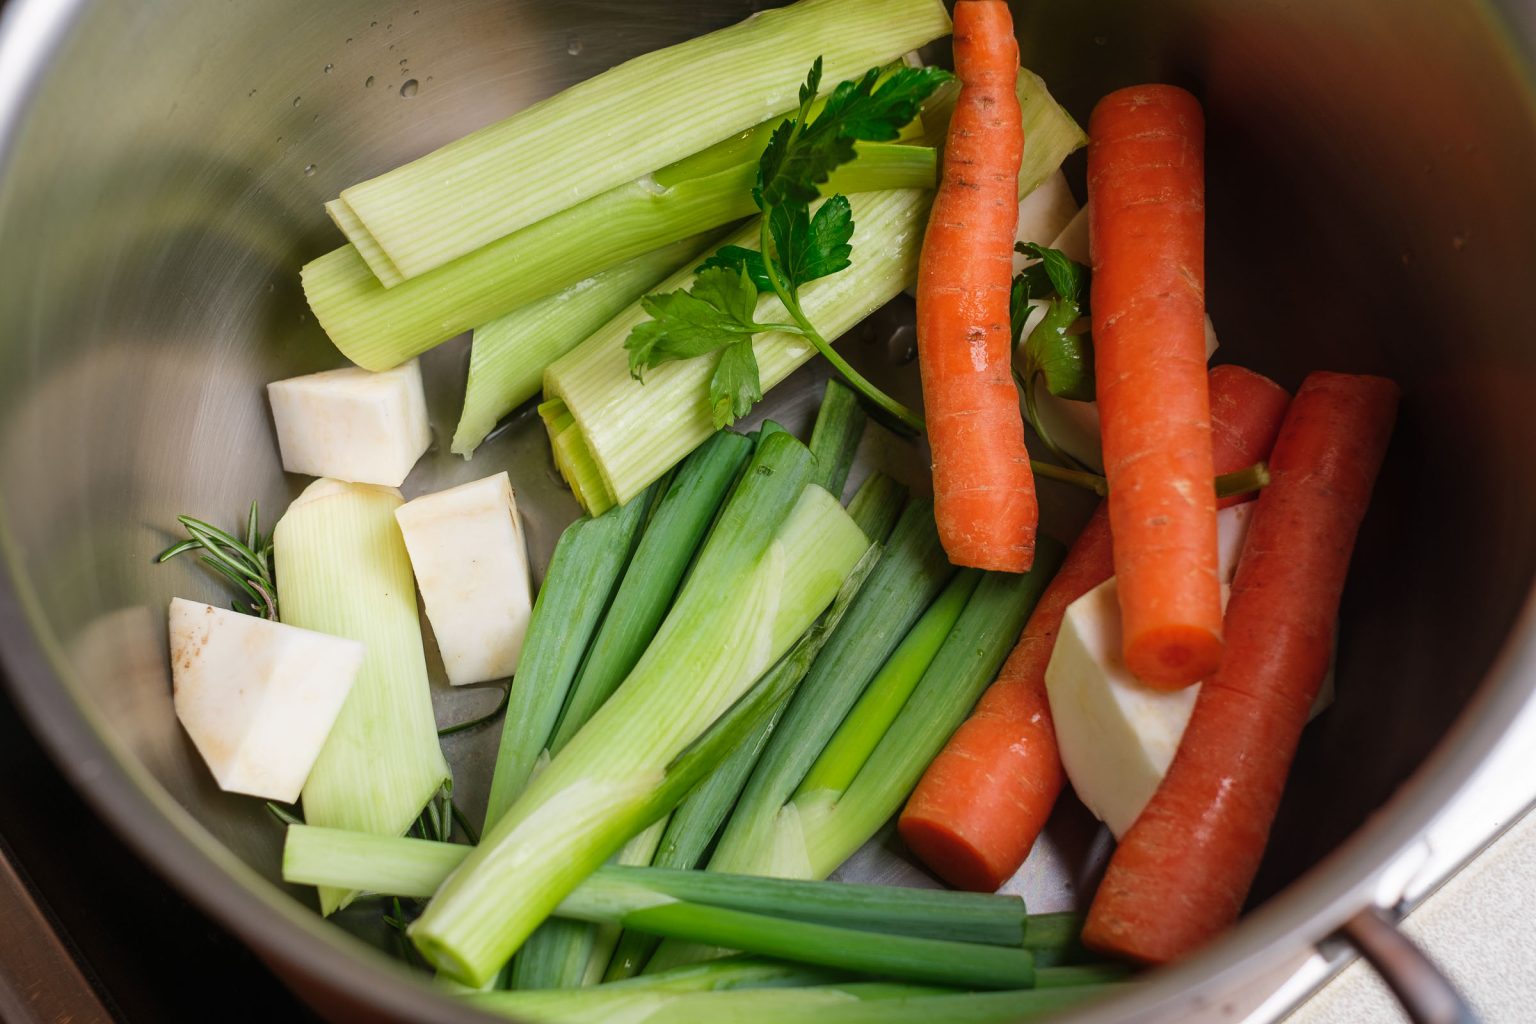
{"left": 807, "top": 380, "right": 866, "bottom": 498}
{"left": 465, "top": 982, "right": 953, "bottom": 1024}
{"left": 273, "top": 479, "right": 449, "bottom": 915}
{"left": 330, "top": 0, "right": 952, "bottom": 282}
{"left": 452, "top": 237, "right": 712, "bottom": 458}
{"left": 484, "top": 488, "right": 654, "bottom": 827}
{"left": 305, "top": 143, "right": 935, "bottom": 372}
{"left": 409, "top": 434, "right": 868, "bottom": 985}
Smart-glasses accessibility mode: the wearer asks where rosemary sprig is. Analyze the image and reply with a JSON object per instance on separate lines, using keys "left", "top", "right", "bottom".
{"left": 157, "top": 501, "right": 278, "bottom": 620}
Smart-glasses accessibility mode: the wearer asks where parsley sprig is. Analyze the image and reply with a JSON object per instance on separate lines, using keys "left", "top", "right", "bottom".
{"left": 625, "top": 58, "right": 951, "bottom": 432}
{"left": 1010, "top": 241, "right": 1096, "bottom": 469}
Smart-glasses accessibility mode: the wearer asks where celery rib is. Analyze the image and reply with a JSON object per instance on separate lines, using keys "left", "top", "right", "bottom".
{"left": 333, "top": 0, "right": 952, "bottom": 281}
{"left": 452, "top": 237, "right": 712, "bottom": 458}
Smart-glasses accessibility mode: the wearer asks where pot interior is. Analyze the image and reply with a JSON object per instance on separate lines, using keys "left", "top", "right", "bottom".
{"left": 1, "top": 0, "right": 1534, "bottom": 1017}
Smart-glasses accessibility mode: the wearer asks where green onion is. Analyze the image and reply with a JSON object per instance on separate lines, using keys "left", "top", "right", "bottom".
{"left": 807, "top": 380, "right": 866, "bottom": 498}
{"left": 410, "top": 434, "right": 868, "bottom": 985}
{"left": 558, "top": 873, "right": 1035, "bottom": 991}
{"left": 452, "top": 237, "right": 712, "bottom": 458}
{"left": 485, "top": 489, "right": 654, "bottom": 828}
{"left": 328, "top": 0, "right": 952, "bottom": 282}
{"left": 272, "top": 480, "right": 449, "bottom": 915}
{"left": 548, "top": 432, "right": 754, "bottom": 754}
{"left": 842, "top": 472, "right": 906, "bottom": 545}
{"left": 307, "top": 141, "right": 935, "bottom": 371}
{"left": 627, "top": 984, "right": 1116, "bottom": 1024}
{"left": 1024, "top": 912, "right": 1093, "bottom": 968}
{"left": 465, "top": 981, "right": 944, "bottom": 1024}
{"left": 706, "top": 500, "right": 953, "bottom": 877}
{"left": 795, "top": 569, "right": 982, "bottom": 798}
{"left": 795, "top": 544, "right": 1067, "bottom": 879}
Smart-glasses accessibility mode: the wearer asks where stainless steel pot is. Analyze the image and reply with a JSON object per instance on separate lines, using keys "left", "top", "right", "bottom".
{"left": 1, "top": 1, "right": 1533, "bottom": 1021}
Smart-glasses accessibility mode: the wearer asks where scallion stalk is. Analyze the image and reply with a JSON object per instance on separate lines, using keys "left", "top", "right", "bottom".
{"left": 485, "top": 489, "right": 655, "bottom": 828}
{"left": 465, "top": 981, "right": 946, "bottom": 1024}
{"left": 331, "top": 0, "right": 952, "bottom": 282}
{"left": 409, "top": 434, "right": 868, "bottom": 985}
{"left": 452, "top": 237, "right": 713, "bottom": 458}
{"left": 273, "top": 479, "right": 449, "bottom": 915}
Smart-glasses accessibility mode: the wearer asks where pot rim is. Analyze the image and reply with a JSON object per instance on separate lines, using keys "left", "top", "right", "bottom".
{"left": 0, "top": 1, "right": 1533, "bottom": 1021}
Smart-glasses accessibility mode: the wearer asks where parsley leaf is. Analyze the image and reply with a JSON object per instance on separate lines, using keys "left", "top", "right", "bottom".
{"left": 698, "top": 245, "right": 773, "bottom": 293}
{"left": 625, "top": 265, "right": 765, "bottom": 379}
{"left": 769, "top": 193, "right": 854, "bottom": 294}
{"left": 1009, "top": 242, "right": 1095, "bottom": 403}
{"left": 757, "top": 63, "right": 954, "bottom": 210}
{"left": 710, "top": 340, "right": 763, "bottom": 428}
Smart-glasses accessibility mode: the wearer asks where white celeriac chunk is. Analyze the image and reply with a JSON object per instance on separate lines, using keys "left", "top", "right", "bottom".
{"left": 1046, "top": 504, "right": 1334, "bottom": 837}
{"left": 169, "top": 598, "right": 363, "bottom": 802}
{"left": 267, "top": 359, "right": 430, "bottom": 487}
{"left": 1016, "top": 204, "right": 1221, "bottom": 471}
{"left": 394, "top": 471, "right": 532, "bottom": 686}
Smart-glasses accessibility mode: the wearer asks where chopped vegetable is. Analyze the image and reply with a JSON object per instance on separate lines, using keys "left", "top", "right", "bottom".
{"left": 273, "top": 478, "right": 450, "bottom": 914}
{"left": 394, "top": 472, "right": 532, "bottom": 686}
{"left": 626, "top": 60, "right": 951, "bottom": 432}
{"left": 452, "top": 237, "right": 713, "bottom": 458}
{"left": 1083, "top": 372, "right": 1398, "bottom": 963}
{"left": 410, "top": 433, "right": 869, "bottom": 985}
{"left": 1088, "top": 84, "right": 1221, "bottom": 689}
{"left": 544, "top": 69, "right": 1084, "bottom": 514}
{"left": 328, "top": 0, "right": 953, "bottom": 283}
{"left": 484, "top": 488, "right": 654, "bottom": 827}
{"left": 169, "top": 598, "right": 361, "bottom": 802}
{"left": 916, "top": 0, "right": 1036, "bottom": 572}
{"left": 900, "top": 364, "right": 1290, "bottom": 891}
{"left": 265, "top": 360, "right": 430, "bottom": 487}
{"left": 807, "top": 380, "right": 867, "bottom": 498}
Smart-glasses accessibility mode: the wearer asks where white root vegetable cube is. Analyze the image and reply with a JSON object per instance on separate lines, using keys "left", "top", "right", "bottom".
{"left": 394, "top": 472, "right": 532, "bottom": 686}
{"left": 169, "top": 598, "right": 363, "bottom": 802}
{"left": 1046, "top": 505, "right": 1333, "bottom": 838}
{"left": 267, "top": 359, "right": 431, "bottom": 487}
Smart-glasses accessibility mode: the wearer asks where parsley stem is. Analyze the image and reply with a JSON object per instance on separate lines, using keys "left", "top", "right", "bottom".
{"left": 758, "top": 219, "right": 926, "bottom": 436}
{"left": 1030, "top": 461, "right": 1108, "bottom": 497}
{"left": 1215, "top": 462, "right": 1270, "bottom": 500}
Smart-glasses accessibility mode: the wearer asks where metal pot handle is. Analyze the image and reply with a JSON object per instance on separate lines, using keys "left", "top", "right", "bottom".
{"left": 1338, "top": 906, "right": 1478, "bottom": 1024}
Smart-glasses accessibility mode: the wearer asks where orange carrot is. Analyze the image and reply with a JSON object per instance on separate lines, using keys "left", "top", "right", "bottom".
{"left": 899, "top": 365, "right": 1290, "bottom": 892}
{"left": 915, "top": 0, "right": 1035, "bottom": 573}
{"left": 1082, "top": 371, "right": 1399, "bottom": 963}
{"left": 1088, "top": 84, "right": 1221, "bottom": 689}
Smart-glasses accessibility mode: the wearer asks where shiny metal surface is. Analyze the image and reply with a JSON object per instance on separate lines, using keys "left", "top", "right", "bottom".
{"left": 1338, "top": 908, "right": 1477, "bottom": 1024}
{"left": 0, "top": 1, "right": 1533, "bottom": 1022}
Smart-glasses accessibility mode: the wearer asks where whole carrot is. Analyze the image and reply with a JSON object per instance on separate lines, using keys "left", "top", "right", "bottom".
{"left": 915, "top": 0, "right": 1035, "bottom": 573}
{"left": 898, "top": 365, "right": 1289, "bottom": 892}
{"left": 1089, "top": 84, "right": 1220, "bottom": 689}
{"left": 1082, "top": 371, "right": 1399, "bottom": 963}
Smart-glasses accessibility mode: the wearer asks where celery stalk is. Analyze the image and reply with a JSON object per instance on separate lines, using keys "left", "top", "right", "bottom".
{"left": 543, "top": 189, "right": 931, "bottom": 513}
{"left": 332, "top": 0, "right": 952, "bottom": 282}
{"left": 305, "top": 143, "right": 935, "bottom": 372}
{"left": 452, "top": 237, "right": 711, "bottom": 458}
{"left": 273, "top": 479, "right": 448, "bottom": 915}
{"left": 485, "top": 489, "right": 654, "bottom": 828}
{"left": 410, "top": 435, "right": 868, "bottom": 985}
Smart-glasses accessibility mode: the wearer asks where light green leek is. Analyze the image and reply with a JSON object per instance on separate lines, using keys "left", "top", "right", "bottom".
{"left": 452, "top": 237, "right": 712, "bottom": 458}
{"left": 409, "top": 434, "right": 869, "bottom": 985}
{"left": 330, "top": 0, "right": 952, "bottom": 282}
{"left": 273, "top": 479, "right": 448, "bottom": 915}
